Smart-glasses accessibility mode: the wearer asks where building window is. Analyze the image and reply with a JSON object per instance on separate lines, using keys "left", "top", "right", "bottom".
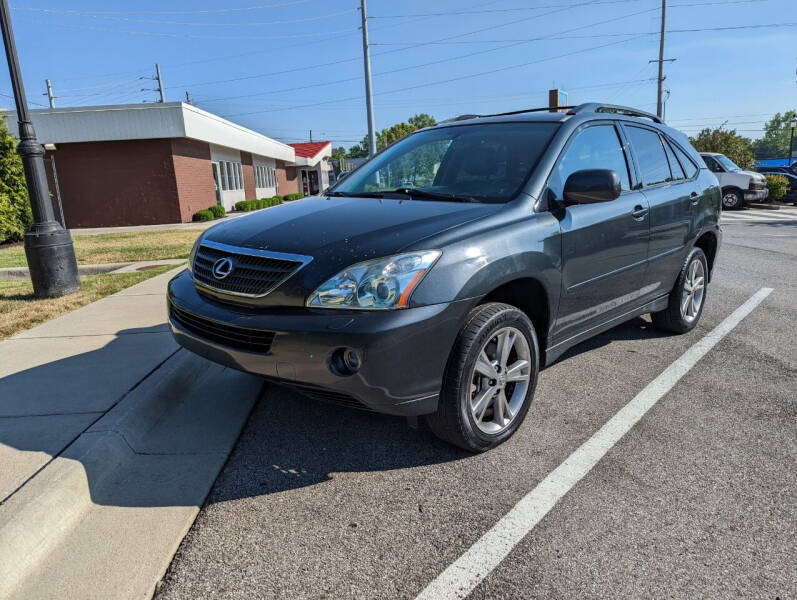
{"left": 221, "top": 162, "right": 229, "bottom": 191}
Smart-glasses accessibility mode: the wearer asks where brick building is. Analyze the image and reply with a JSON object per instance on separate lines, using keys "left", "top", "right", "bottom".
{"left": 2, "top": 102, "right": 329, "bottom": 228}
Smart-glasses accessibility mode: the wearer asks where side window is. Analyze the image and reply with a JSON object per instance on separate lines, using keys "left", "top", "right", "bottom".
{"left": 662, "top": 136, "right": 685, "bottom": 181}
{"left": 670, "top": 142, "right": 699, "bottom": 179}
{"left": 702, "top": 156, "right": 721, "bottom": 173}
{"left": 554, "top": 124, "right": 631, "bottom": 193}
{"left": 626, "top": 126, "right": 671, "bottom": 186}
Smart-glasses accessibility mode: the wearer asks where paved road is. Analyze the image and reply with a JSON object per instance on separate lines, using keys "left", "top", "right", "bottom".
{"left": 156, "top": 208, "right": 796, "bottom": 599}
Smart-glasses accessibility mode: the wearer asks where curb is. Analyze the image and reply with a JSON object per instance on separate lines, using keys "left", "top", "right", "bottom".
{"left": 0, "top": 350, "right": 260, "bottom": 599}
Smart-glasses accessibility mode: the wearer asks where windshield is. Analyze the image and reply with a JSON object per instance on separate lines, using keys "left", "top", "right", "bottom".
{"left": 330, "top": 122, "right": 559, "bottom": 204}
{"left": 715, "top": 154, "right": 742, "bottom": 172}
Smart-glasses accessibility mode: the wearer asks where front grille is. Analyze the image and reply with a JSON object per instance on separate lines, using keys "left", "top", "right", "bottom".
{"left": 287, "top": 382, "right": 372, "bottom": 411}
{"left": 170, "top": 302, "right": 275, "bottom": 353}
{"left": 193, "top": 241, "right": 309, "bottom": 298}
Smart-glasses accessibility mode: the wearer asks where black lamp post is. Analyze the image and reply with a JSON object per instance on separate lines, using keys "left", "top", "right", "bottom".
{"left": 788, "top": 116, "right": 796, "bottom": 171}
{"left": 0, "top": 0, "right": 79, "bottom": 297}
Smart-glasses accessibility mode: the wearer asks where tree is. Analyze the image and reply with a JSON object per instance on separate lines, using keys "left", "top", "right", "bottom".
{"left": 752, "top": 110, "right": 797, "bottom": 159}
{"left": 346, "top": 113, "right": 437, "bottom": 158}
{"left": 331, "top": 146, "right": 347, "bottom": 160}
{"left": 0, "top": 118, "right": 31, "bottom": 244}
{"left": 689, "top": 127, "right": 755, "bottom": 170}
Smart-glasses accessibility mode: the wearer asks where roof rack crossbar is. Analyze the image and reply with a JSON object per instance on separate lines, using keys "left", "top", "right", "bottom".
{"left": 567, "top": 103, "right": 663, "bottom": 124}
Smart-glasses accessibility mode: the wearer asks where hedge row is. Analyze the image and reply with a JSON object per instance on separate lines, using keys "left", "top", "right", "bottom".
{"left": 192, "top": 203, "right": 226, "bottom": 222}
{"left": 283, "top": 193, "right": 304, "bottom": 201}
{"left": 234, "top": 196, "right": 283, "bottom": 212}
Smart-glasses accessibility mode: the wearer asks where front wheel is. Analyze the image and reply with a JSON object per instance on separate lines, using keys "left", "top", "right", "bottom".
{"left": 651, "top": 247, "right": 708, "bottom": 334}
{"left": 722, "top": 189, "right": 744, "bottom": 210}
{"left": 426, "top": 302, "right": 539, "bottom": 452}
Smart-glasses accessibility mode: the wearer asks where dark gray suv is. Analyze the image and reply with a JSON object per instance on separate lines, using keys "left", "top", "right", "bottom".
{"left": 168, "top": 103, "right": 721, "bottom": 451}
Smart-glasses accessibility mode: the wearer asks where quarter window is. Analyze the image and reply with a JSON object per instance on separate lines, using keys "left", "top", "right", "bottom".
{"left": 670, "top": 142, "right": 699, "bottom": 179}
{"left": 626, "top": 126, "right": 672, "bottom": 186}
{"left": 662, "top": 137, "right": 685, "bottom": 181}
{"left": 555, "top": 124, "right": 631, "bottom": 192}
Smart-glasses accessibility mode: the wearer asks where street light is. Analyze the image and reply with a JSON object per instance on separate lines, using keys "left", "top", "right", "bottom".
{"left": 788, "top": 116, "right": 796, "bottom": 172}
{"left": 0, "top": 0, "right": 79, "bottom": 298}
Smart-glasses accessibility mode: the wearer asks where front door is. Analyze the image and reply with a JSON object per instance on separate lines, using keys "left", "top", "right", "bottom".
{"left": 549, "top": 122, "right": 652, "bottom": 343}
{"left": 211, "top": 162, "right": 223, "bottom": 206}
{"left": 308, "top": 170, "right": 320, "bottom": 195}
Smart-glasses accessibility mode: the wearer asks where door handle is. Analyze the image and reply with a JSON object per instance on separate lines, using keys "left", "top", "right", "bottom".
{"left": 690, "top": 191, "right": 700, "bottom": 205}
{"left": 631, "top": 205, "right": 648, "bottom": 219}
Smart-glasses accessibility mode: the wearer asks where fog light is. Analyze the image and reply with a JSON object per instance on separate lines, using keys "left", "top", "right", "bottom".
{"left": 330, "top": 348, "right": 361, "bottom": 376}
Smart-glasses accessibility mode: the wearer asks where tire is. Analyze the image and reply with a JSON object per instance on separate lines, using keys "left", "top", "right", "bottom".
{"left": 721, "top": 189, "right": 744, "bottom": 210}
{"left": 426, "top": 302, "right": 539, "bottom": 452}
{"left": 651, "top": 247, "right": 708, "bottom": 334}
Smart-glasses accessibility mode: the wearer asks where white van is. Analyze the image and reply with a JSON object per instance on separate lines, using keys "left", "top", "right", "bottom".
{"left": 700, "top": 152, "right": 768, "bottom": 210}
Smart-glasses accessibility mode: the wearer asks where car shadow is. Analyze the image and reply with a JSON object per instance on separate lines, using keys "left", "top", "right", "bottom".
{"left": 0, "top": 326, "right": 467, "bottom": 508}
{"left": 204, "top": 383, "right": 469, "bottom": 505}
{"left": 551, "top": 315, "right": 670, "bottom": 365}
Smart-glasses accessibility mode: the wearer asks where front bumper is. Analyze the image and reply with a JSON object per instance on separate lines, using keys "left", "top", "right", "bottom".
{"left": 744, "top": 189, "right": 768, "bottom": 201}
{"left": 167, "top": 270, "right": 473, "bottom": 416}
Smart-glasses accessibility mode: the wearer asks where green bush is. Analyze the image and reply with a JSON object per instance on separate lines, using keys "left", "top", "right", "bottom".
{"left": 209, "top": 204, "right": 226, "bottom": 219}
{"left": 283, "top": 193, "right": 303, "bottom": 201}
{"left": 234, "top": 200, "right": 251, "bottom": 212}
{"left": 0, "top": 119, "right": 32, "bottom": 244}
{"left": 764, "top": 174, "right": 789, "bottom": 202}
{"left": 192, "top": 209, "right": 215, "bottom": 222}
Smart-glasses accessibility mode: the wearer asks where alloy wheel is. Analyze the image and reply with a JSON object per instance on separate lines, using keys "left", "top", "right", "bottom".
{"left": 469, "top": 326, "right": 532, "bottom": 434}
{"left": 680, "top": 257, "right": 705, "bottom": 323}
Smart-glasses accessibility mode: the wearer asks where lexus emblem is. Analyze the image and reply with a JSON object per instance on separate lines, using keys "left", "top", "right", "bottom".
{"left": 211, "top": 257, "right": 234, "bottom": 280}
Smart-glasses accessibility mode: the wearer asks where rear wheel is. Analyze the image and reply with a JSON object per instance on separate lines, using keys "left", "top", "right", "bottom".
{"left": 722, "top": 189, "right": 744, "bottom": 210}
{"left": 651, "top": 247, "right": 708, "bottom": 334}
{"left": 426, "top": 302, "right": 539, "bottom": 452}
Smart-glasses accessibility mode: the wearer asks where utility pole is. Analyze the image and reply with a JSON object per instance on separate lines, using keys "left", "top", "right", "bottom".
{"left": 309, "top": 129, "right": 313, "bottom": 142}
{"left": 360, "top": 0, "right": 376, "bottom": 157}
{"left": 155, "top": 62, "right": 166, "bottom": 103}
{"left": 44, "top": 78, "right": 55, "bottom": 108}
{"left": 655, "top": 0, "right": 667, "bottom": 118}
{"left": 0, "top": 0, "right": 80, "bottom": 297}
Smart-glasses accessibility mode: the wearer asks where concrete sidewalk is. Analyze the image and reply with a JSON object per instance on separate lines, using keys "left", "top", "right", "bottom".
{"left": 0, "top": 266, "right": 262, "bottom": 599}
{"left": 70, "top": 207, "right": 256, "bottom": 236}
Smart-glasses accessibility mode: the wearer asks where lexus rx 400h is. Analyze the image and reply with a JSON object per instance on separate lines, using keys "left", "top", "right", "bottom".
{"left": 168, "top": 103, "right": 721, "bottom": 451}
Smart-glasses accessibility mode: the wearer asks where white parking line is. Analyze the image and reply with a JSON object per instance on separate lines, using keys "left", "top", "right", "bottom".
{"left": 415, "top": 287, "right": 774, "bottom": 600}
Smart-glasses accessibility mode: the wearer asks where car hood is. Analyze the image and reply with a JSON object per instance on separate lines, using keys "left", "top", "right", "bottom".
{"left": 738, "top": 170, "right": 766, "bottom": 181}
{"left": 204, "top": 195, "right": 500, "bottom": 265}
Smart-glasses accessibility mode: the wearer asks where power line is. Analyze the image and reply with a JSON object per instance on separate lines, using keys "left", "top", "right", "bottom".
{"left": 191, "top": 4, "right": 663, "bottom": 103}
{"left": 370, "top": 0, "right": 767, "bottom": 17}
{"left": 11, "top": 6, "right": 356, "bottom": 27}
{"left": 10, "top": 0, "right": 315, "bottom": 16}
{"left": 222, "top": 34, "right": 649, "bottom": 118}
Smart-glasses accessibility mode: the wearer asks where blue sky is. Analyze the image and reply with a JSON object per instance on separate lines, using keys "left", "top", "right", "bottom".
{"left": 2, "top": 0, "right": 795, "bottom": 149}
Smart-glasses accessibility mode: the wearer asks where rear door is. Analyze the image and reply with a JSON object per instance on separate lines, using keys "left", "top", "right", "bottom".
{"left": 623, "top": 125, "right": 697, "bottom": 291}
{"left": 549, "top": 122, "right": 651, "bottom": 343}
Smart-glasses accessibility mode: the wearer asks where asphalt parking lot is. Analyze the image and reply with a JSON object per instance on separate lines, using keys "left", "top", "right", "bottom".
{"left": 156, "top": 208, "right": 796, "bottom": 599}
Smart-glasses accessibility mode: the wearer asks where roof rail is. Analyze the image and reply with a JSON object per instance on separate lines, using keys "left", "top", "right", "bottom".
{"left": 439, "top": 106, "right": 578, "bottom": 124}
{"left": 567, "top": 103, "right": 663, "bottom": 124}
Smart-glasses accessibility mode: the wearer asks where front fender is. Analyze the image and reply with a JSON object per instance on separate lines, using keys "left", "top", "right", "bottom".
{"left": 410, "top": 212, "right": 561, "bottom": 308}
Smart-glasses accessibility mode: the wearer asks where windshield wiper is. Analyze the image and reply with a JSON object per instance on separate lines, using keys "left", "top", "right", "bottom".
{"left": 327, "top": 190, "right": 384, "bottom": 198}
{"left": 390, "top": 188, "right": 480, "bottom": 203}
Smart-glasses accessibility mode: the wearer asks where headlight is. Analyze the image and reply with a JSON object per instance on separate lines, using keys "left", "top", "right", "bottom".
{"left": 187, "top": 233, "right": 204, "bottom": 274}
{"left": 307, "top": 250, "right": 441, "bottom": 309}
